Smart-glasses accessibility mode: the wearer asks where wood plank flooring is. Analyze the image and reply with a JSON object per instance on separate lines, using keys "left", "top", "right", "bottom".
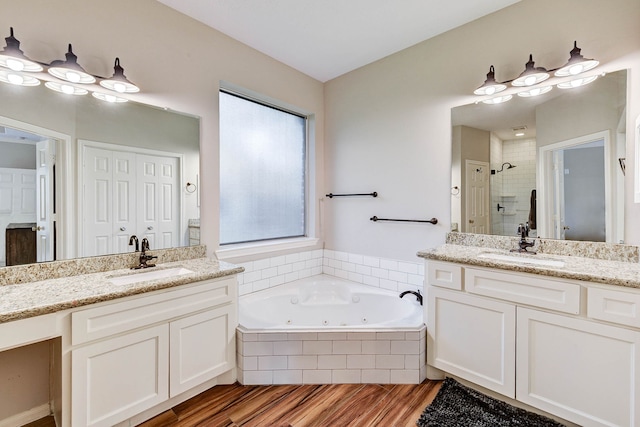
{"left": 138, "top": 380, "right": 442, "bottom": 427}
{"left": 24, "top": 380, "right": 442, "bottom": 427}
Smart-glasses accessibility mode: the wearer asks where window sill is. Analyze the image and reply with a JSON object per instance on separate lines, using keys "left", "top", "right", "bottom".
{"left": 215, "top": 237, "right": 320, "bottom": 260}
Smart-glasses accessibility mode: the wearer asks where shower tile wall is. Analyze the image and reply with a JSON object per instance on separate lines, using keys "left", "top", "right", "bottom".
{"left": 236, "top": 250, "right": 424, "bottom": 297}
{"left": 502, "top": 138, "right": 536, "bottom": 236}
{"left": 492, "top": 137, "right": 537, "bottom": 237}
{"left": 490, "top": 133, "right": 504, "bottom": 235}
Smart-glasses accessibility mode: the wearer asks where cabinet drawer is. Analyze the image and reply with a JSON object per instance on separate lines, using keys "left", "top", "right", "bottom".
{"left": 72, "top": 277, "right": 234, "bottom": 345}
{"left": 427, "top": 261, "right": 463, "bottom": 290}
{"left": 588, "top": 286, "right": 640, "bottom": 329}
{"left": 465, "top": 268, "right": 580, "bottom": 314}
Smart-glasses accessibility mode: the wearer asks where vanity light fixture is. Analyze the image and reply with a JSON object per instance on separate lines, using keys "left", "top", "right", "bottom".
{"left": 47, "top": 44, "right": 96, "bottom": 84}
{"left": 92, "top": 91, "right": 128, "bottom": 103}
{"left": 474, "top": 65, "right": 507, "bottom": 96}
{"left": 99, "top": 58, "right": 140, "bottom": 93}
{"left": 511, "top": 54, "right": 550, "bottom": 87}
{"left": 0, "top": 27, "right": 43, "bottom": 72}
{"left": 44, "top": 81, "right": 88, "bottom": 96}
{"left": 554, "top": 41, "right": 599, "bottom": 77}
{"left": 474, "top": 41, "right": 599, "bottom": 101}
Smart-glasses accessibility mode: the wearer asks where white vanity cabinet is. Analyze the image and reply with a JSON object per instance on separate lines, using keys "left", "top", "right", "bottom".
{"left": 70, "top": 277, "right": 236, "bottom": 427}
{"left": 426, "top": 260, "right": 640, "bottom": 427}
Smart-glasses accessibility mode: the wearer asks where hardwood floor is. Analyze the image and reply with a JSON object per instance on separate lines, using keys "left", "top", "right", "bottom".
{"left": 25, "top": 380, "right": 442, "bottom": 427}
{"left": 138, "top": 380, "right": 442, "bottom": 427}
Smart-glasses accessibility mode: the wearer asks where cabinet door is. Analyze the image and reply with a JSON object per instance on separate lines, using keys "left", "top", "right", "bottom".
{"left": 72, "top": 324, "right": 169, "bottom": 427}
{"left": 517, "top": 308, "right": 640, "bottom": 427}
{"left": 428, "top": 286, "right": 516, "bottom": 397}
{"left": 170, "top": 305, "right": 234, "bottom": 397}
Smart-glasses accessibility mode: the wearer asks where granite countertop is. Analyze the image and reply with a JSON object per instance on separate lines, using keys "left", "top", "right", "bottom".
{"left": 418, "top": 244, "right": 640, "bottom": 289}
{"left": 0, "top": 257, "right": 244, "bottom": 324}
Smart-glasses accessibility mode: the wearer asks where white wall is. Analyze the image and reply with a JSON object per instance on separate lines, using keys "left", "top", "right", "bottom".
{"left": 324, "top": 0, "right": 640, "bottom": 260}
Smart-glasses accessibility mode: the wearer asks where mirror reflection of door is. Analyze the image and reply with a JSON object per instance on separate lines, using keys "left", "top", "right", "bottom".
{"left": 81, "top": 141, "right": 182, "bottom": 257}
{"left": 465, "top": 160, "right": 490, "bottom": 233}
{"left": 540, "top": 130, "right": 611, "bottom": 242}
{"left": 0, "top": 124, "right": 56, "bottom": 266}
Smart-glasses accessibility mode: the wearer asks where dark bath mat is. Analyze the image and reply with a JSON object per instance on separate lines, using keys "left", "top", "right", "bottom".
{"left": 417, "top": 377, "right": 565, "bottom": 427}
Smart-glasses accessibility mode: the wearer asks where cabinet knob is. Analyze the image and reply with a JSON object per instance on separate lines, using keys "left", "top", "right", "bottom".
{"left": 120, "top": 227, "right": 126, "bottom": 231}
{"left": 469, "top": 220, "right": 475, "bottom": 224}
{"left": 147, "top": 226, "right": 154, "bottom": 230}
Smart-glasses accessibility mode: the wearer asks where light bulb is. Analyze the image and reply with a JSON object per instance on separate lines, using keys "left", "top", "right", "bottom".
{"left": 524, "top": 76, "right": 536, "bottom": 86}
{"left": 61, "top": 84, "right": 74, "bottom": 94}
{"left": 6, "top": 58, "right": 24, "bottom": 71}
{"left": 485, "top": 86, "right": 496, "bottom": 95}
{"left": 569, "top": 64, "right": 584, "bottom": 75}
{"left": 65, "top": 71, "right": 81, "bottom": 83}
{"left": 113, "top": 82, "right": 126, "bottom": 93}
{"left": 7, "top": 73, "right": 23, "bottom": 85}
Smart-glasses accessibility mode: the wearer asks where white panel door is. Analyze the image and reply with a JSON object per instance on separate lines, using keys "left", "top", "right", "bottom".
{"left": 112, "top": 151, "right": 136, "bottom": 254}
{"left": 35, "top": 140, "right": 55, "bottom": 262}
{"left": 427, "top": 286, "right": 516, "bottom": 397}
{"left": 136, "top": 154, "right": 180, "bottom": 250}
{"left": 169, "top": 305, "right": 234, "bottom": 397}
{"left": 465, "top": 160, "right": 490, "bottom": 234}
{"left": 83, "top": 146, "right": 114, "bottom": 256}
{"left": 0, "top": 168, "right": 36, "bottom": 265}
{"left": 517, "top": 307, "right": 640, "bottom": 427}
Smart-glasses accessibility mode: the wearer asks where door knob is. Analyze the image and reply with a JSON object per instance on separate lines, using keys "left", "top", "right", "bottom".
{"left": 469, "top": 220, "right": 475, "bottom": 224}
{"left": 563, "top": 226, "right": 570, "bottom": 230}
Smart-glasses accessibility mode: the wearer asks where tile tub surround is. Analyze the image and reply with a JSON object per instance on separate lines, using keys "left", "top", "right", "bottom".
{"left": 418, "top": 243, "right": 640, "bottom": 289}
{"left": 237, "top": 249, "right": 424, "bottom": 297}
{"left": 0, "top": 245, "right": 208, "bottom": 286}
{"left": 445, "top": 232, "right": 639, "bottom": 263}
{"left": 236, "top": 326, "right": 427, "bottom": 385}
{"left": 0, "top": 256, "right": 243, "bottom": 323}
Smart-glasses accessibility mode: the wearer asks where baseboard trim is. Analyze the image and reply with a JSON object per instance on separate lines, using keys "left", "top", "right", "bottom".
{"left": 0, "top": 403, "right": 50, "bottom": 427}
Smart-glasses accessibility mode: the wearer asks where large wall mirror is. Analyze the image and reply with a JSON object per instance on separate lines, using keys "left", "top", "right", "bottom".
{"left": 451, "top": 69, "right": 627, "bottom": 243}
{"left": 0, "top": 82, "right": 200, "bottom": 267}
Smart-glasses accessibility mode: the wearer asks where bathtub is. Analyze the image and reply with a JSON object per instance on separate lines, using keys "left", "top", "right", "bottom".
{"left": 237, "top": 274, "right": 427, "bottom": 385}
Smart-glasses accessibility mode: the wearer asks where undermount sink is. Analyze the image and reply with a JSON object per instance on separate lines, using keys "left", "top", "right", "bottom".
{"left": 108, "top": 267, "right": 194, "bottom": 286}
{"left": 477, "top": 252, "right": 565, "bottom": 268}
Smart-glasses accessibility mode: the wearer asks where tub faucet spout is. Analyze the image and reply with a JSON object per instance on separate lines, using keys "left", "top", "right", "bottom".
{"left": 399, "top": 290, "right": 423, "bottom": 305}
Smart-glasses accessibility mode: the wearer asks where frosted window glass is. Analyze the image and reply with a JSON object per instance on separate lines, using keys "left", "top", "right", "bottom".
{"left": 219, "top": 92, "right": 306, "bottom": 244}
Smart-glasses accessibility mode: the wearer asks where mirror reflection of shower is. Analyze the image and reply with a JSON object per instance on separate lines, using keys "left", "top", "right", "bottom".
{"left": 492, "top": 162, "right": 516, "bottom": 174}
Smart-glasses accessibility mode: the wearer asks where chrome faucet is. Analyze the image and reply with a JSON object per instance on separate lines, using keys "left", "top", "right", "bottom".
{"left": 511, "top": 223, "right": 536, "bottom": 253}
{"left": 134, "top": 237, "right": 157, "bottom": 269}
{"left": 399, "top": 290, "right": 423, "bottom": 305}
{"left": 128, "top": 235, "right": 139, "bottom": 252}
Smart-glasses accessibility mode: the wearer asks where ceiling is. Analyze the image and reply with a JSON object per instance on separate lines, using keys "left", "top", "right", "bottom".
{"left": 156, "top": 0, "right": 521, "bottom": 82}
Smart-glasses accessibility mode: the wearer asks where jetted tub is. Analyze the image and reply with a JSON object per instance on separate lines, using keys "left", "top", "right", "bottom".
{"left": 237, "top": 275, "right": 427, "bottom": 385}
{"left": 239, "top": 274, "right": 423, "bottom": 329}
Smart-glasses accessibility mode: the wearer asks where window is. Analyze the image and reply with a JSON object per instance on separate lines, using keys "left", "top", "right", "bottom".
{"left": 219, "top": 90, "right": 307, "bottom": 245}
